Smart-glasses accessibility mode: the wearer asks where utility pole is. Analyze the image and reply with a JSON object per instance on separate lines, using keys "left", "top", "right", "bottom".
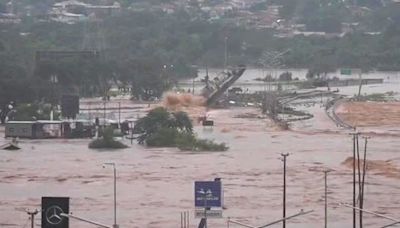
{"left": 103, "top": 101, "right": 106, "bottom": 128}
{"left": 88, "top": 102, "right": 92, "bottom": 123}
{"left": 118, "top": 102, "right": 121, "bottom": 126}
{"left": 224, "top": 36, "right": 228, "bottom": 71}
{"left": 357, "top": 73, "right": 363, "bottom": 98}
{"left": 324, "top": 170, "right": 330, "bottom": 228}
{"left": 353, "top": 133, "right": 357, "bottom": 228}
{"left": 192, "top": 78, "right": 195, "bottom": 95}
{"left": 360, "top": 136, "right": 369, "bottom": 228}
{"left": 356, "top": 134, "right": 362, "bottom": 227}
{"left": 350, "top": 132, "right": 360, "bottom": 228}
{"left": 281, "top": 153, "right": 289, "bottom": 228}
{"left": 204, "top": 64, "right": 210, "bottom": 91}
{"left": 113, "top": 166, "right": 117, "bottom": 228}
{"left": 26, "top": 209, "right": 39, "bottom": 228}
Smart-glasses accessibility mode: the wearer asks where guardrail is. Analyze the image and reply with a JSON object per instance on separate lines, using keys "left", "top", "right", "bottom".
{"left": 227, "top": 210, "right": 314, "bottom": 228}
{"left": 60, "top": 213, "right": 112, "bottom": 228}
{"left": 325, "top": 98, "right": 354, "bottom": 130}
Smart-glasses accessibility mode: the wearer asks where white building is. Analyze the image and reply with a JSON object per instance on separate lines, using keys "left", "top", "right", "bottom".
{"left": 50, "top": 0, "right": 120, "bottom": 24}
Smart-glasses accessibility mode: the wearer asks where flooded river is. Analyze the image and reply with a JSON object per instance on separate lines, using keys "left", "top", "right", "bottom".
{"left": 1, "top": 75, "right": 400, "bottom": 228}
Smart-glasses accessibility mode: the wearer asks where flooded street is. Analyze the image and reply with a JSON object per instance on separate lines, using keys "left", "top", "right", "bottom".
{"left": 1, "top": 79, "right": 400, "bottom": 228}
{"left": 2, "top": 0, "right": 400, "bottom": 226}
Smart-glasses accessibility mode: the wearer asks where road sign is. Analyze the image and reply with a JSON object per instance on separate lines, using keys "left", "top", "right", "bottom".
{"left": 42, "top": 197, "right": 69, "bottom": 228}
{"left": 340, "top": 68, "right": 352, "bottom": 75}
{"left": 194, "top": 181, "right": 222, "bottom": 208}
{"left": 195, "top": 209, "right": 223, "bottom": 218}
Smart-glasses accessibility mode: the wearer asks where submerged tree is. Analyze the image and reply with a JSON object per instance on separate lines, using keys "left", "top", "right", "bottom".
{"left": 133, "top": 107, "right": 227, "bottom": 151}
{"left": 133, "top": 107, "right": 193, "bottom": 145}
{"left": 89, "top": 127, "right": 128, "bottom": 149}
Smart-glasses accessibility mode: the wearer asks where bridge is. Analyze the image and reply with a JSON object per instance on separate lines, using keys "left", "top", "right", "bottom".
{"left": 205, "top": 65, "right": 246, "bottom": 106}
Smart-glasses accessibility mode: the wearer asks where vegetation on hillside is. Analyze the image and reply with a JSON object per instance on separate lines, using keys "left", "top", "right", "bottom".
{"left": 1, "top": 1, "right": 400, "bottom": 108}
{"left": 356, "top": 91, "right": 397, "bottom": 102}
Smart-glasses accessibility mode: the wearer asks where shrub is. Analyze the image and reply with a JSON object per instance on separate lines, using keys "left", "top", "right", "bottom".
{"left": 146, "top": 128, "right": 179, "bottom": 147}
{"left": 357, "top": 93, "right": 394, "bottom": 102}
{"left": 188, "top": 139, "right": 229, "bottom": 152}
{"left": 89, "top": 127, "right": 128, "bottom": 149}
{"left": 278, "top": 72, "right": 292, "bottom": 81}
{"left": 89, "top": 139, "right": 128, "bottom": 149}
{"left": 176, "top": 132, "right": 228, "bottom": 151}
{"left": 174, "top": 131, "right": 197, "bottom": 150}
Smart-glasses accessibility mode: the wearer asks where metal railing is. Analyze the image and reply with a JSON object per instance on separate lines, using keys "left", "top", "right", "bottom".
{"left": 181, "top": 211, "right": 190, "bottom": 228}
{"left": 60, "top": 213, "right": 112, "bottom": 228}
{"left": 227, "top": 210, "right": 314, "bottom": 228}
{"left": 338, "top": 203, "right": 400, "bottom": 228}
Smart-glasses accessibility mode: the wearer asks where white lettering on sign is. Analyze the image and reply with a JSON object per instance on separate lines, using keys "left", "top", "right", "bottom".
{"left": 196, "top": 196, "right": 219, "bottom": 201}
{"left": 195, "top": 210, "right": 223, "bottom": 218}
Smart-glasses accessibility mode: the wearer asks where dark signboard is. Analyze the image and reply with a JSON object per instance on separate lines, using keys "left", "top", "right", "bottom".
{"left": 61, "top": 95, "right": 79, "bottom": 119}
{"left": 41, "top": 197, "right": 69, "bottom": 228}
{"left": 194, "top": 181, "right": 222, "bottom": 208}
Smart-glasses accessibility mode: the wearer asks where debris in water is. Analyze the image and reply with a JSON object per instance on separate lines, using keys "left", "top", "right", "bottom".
{"left": 221, "top": 128, "right": 231, "bottom": 133}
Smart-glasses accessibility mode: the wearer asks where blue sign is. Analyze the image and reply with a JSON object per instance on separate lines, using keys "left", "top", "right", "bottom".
{"left": 194, "top": 181, "right": 222, "bottom": 208}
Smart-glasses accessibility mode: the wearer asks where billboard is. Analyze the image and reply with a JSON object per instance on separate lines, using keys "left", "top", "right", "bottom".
{"left": 194, "top": 181, "right": 222, "bottom": 208}
{"left": 340, "top": 68, "right": 352, "bottom": 75}
{"left": 61, "top": 95, "right": 79, "bottom": 119}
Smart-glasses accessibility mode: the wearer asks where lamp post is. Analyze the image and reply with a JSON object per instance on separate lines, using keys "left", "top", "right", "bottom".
{"left": 161, "top": 64, "right": 174, "bottom": 91}
{"left": 50, "top": 74, "right": 58, "bottom": 118}
{"left": 324, "top": 169, "right": 331, "bottom": 228}
{"left": 26, "top": 209, "right": 39, "bottom": 228}
{"left": 103, "top": 162, "right": 118, "bottom": 228}
{"left": 281, "top": 153, "right": 289, "bottom": 228}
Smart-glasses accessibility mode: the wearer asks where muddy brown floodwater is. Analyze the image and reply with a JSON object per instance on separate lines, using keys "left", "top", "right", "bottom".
{"left": 336, "top": 101, "right": 400, "bottom": 127}
{"left": 1, "top": 96, "right": 400, "bottom": 228}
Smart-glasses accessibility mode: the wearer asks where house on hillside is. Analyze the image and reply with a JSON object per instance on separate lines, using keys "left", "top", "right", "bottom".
{"left": 0, "top": 13, "right": 21, "bottom": 24}
{"left": 49, "top": 0, "right": 120, "bottom": 23}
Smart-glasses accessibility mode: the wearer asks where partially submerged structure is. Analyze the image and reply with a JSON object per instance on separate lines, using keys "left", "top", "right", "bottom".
{"left": 5, "top": 120, "right": 94, "bottom": 139}
{"left": 202, "top": 65, "right": 246, "bottom": 106}
{"left": 0, "top": 138, "right": 20, "bottom": 150}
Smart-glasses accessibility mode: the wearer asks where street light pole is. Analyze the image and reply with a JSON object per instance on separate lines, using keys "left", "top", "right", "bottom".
{"left": 26, "top": 209, "right": 39, "bottom": 228}
{"left": 103, "top": 101, "right": 106, "bottom": 128}
{"left": 349, "top": 132, "right": 360, "bottom": 228}
{"left": 353, "top": 134, "right": 357, "bottom": 228}
{"left": 103, "top": 163, "right": 118, "bottom": 228}
{"left": 324, "top": 170, "right": 330, "bottom": 228}
{"left": 281, "top": 153, "right": 289, "bottom": 228}
{"left": 118, "top": 102, "right": 121, "bottom": 126}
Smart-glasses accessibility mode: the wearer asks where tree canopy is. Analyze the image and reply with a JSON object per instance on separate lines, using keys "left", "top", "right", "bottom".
{"left": 133, "top": 107, "right": 193, "bottom": 145}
